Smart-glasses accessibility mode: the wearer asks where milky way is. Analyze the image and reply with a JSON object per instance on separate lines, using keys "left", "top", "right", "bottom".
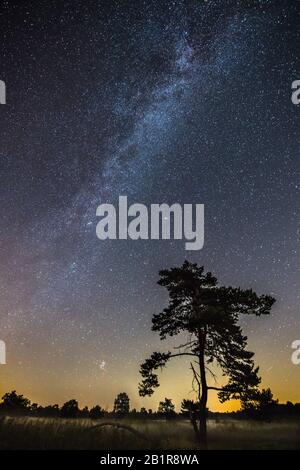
{"left": 0, "top": 0, "right": 299, "bottom": 409}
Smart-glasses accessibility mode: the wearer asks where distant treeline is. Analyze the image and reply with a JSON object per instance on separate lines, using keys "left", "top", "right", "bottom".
{"left": 0, "top": 390, "right": 299, "bottom": 420}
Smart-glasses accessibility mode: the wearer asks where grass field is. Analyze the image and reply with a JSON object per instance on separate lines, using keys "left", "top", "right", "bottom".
{"left": 0, "top": 416, "right": 299, "bottom": 450}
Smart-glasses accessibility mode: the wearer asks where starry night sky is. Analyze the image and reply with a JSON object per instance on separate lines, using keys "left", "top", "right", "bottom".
{"left": 0, "top": 0, "right": 299, "bottom": 411}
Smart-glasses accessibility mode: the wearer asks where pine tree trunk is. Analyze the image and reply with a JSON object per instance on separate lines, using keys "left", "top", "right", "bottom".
{"left": 198, "top": 327, "right": 208, "bottom": 450}
{"left": 198, "top": 395, "right": 208, "bottom": 449}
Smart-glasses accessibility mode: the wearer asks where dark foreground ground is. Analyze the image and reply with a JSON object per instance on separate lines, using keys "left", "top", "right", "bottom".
{"left": 0, "top": 416, "right": 299, "bottom": 450}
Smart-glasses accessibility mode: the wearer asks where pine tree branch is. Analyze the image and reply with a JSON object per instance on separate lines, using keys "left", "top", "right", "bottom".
{"left": 174, "top": 340, "right": 197, "bottom": 350}
{"left": 190, "top": 362, "right": 201, "bottom": 403}
{"left": 169, "top": 352, "right": 198, "bottom": 358}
